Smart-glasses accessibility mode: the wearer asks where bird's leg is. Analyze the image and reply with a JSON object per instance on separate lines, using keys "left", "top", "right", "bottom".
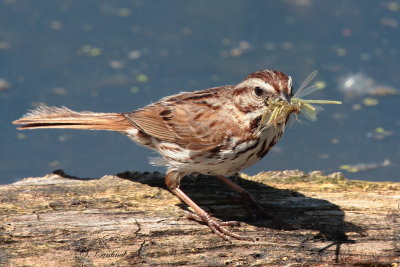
{"left": 216, "top": 175, "right": 266, "bottom": 213}
{"left": 166, "top": 171, "right": 253, "bottom": 241}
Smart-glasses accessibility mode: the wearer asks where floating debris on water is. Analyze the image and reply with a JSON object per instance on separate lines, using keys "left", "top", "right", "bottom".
{"left": 16, "top": 133, "right": 27, "bottom": 140}
{"left": 338, "top": 72, "right": 397, "bottom": 97}
{"left": 340, "top": 159, "right": 391, "bottom": 173}
{"left": 130, "top": 86, "right": 139, "bottom": 94}
{"left": 383, "top": 1, "right": 399, "bottom": 11}
{"left": 117, "top": 8, "right": 131, "bottom": 17}
{"left": 368, "top": 86, "right": 398, "bottom": 96}
{"left": 362, "top": 97, "right": 379, "bottom": 106}
{"left": 222, "top": 40, "right": 251, "bottom": 57}
{"left": 319, "top": 154, "right": 330, "bottom": 159}
{"left": 79, "top": 45, "right": 102, "bottom": 57}
{"left": 0, "top": 78, "right": 10, "bottom": 91}
{"left": 331, "top": 138, "right": 339, "bottom": 144}
{"left": 380, "top": 17, "right": 398, "bottom": 28}
{"left": 48, "top": 160, "right": 60, "bottom": 167}
{"left": 58, "top": 135, "right": 69, "bottom": 142}
{"left": 314, "top": 80, "right": 326, "bottom": 89}
{"left": 110, "top": 60, "right": 124, "bottom": 69}
{"left": 366, "top": 127, "right": 394, "bottom": 140}
{"left": 50, "top": 87, "right": 67, "bottom": 95}
{"left": 136, "top": 74, "right": 149, "bottom": 83}
{"left": 0, "top": 41, "right": 10, "bottom": 50}
{"left": 352, "top": 104, "right": 362, "bottom": 110}
{"left": 336, "top": 48, "right": 347, "bottom": 56}
{"left": 50, "top": 20, "right": 62, "bottom": 30}
{"left": 128, "top": 50, "right": 141, "bottom": 60}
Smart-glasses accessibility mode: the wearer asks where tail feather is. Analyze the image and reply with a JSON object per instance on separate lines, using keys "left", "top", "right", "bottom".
{"left": 13, "top": 106, "right": 132, "bottom": 131}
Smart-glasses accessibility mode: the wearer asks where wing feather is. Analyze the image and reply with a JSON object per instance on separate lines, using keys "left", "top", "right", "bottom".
{"left": 124, "top": 88, "right": 232, "bottom": 151}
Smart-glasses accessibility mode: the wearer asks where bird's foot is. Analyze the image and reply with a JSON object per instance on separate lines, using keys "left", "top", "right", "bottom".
{"left": 184, "top": 210, "right": 254, "bottom": 241}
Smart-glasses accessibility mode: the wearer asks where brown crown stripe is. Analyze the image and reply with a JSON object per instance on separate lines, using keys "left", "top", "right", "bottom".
{"left": 246, "top": 70, "right": 289, "bottom": 94}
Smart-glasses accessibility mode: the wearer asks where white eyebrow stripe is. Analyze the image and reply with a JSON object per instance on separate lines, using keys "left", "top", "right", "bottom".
{"left": 236, "top": 78, "right": 276, "bottom": 93}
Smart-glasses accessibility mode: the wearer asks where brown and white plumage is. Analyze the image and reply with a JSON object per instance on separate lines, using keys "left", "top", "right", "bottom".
{"left": 13, "top": 69, "right": 293, "bottom": 240}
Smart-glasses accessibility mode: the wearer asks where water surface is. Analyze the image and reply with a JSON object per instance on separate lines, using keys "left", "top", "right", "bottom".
{"left": 1, "top": 0, "right": 399, "bottom": 184}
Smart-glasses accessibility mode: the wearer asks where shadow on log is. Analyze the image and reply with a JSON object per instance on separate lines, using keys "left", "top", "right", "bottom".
{"left": 0, "top": 170, "right": 399, "bottom": 266}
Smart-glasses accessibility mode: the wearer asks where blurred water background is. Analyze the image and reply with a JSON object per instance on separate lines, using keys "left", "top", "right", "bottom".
{"left": 1, "top": 0, "right": 399, "bottom": 184}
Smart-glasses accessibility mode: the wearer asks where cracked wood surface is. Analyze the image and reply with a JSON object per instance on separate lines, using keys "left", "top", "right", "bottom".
{"left": 0, "top": 170, "right": 399, "bottom": 266}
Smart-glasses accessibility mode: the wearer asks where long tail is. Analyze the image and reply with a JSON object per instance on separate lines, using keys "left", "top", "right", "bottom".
{"left": 13, "top": 106, "right": 132, "bottom": 131}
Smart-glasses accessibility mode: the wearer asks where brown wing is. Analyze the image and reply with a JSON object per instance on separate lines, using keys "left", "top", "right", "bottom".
{"left": 124, "top": 87, "right": 231, "bottom": 151}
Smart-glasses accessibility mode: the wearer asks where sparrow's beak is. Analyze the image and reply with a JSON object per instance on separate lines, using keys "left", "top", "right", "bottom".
{"left": 280, "top": 91, "right": 291, "bottom": 103}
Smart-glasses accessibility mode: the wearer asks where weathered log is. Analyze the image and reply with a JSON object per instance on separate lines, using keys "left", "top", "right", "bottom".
{"left": 0, "top": 170, "right": 399, "bottom": 266}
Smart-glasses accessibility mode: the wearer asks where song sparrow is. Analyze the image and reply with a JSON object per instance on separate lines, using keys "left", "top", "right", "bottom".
{"left": 13, "top": 69, "right": 294, "bottom": 240}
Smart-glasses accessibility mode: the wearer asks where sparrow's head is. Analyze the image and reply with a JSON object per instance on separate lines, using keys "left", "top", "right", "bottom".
{"left": 233, "top": 70, "right": 293, "bottom": 113}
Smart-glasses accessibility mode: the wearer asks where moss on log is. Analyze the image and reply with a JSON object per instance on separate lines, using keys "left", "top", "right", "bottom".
{"left": 0, "top": 170, "right": 399, "bottom": 266}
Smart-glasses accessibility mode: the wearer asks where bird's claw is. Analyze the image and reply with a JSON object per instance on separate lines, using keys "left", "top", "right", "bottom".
{"left": 184, "top": 211, "right": 254, "bottom": 241}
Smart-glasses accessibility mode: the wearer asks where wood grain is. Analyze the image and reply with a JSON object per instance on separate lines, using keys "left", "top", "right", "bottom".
{"left": 1, "top": 170, "right": 399, "bottom": 266}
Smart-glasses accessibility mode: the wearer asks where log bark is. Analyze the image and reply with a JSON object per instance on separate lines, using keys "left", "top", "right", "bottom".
{"left": 0, "top": 169, "right": 399, "bottom": 266}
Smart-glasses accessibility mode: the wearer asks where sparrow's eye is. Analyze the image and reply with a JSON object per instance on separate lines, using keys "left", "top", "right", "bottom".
{"left": 254, "top": 86, "right": 263, "bottom": 97}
